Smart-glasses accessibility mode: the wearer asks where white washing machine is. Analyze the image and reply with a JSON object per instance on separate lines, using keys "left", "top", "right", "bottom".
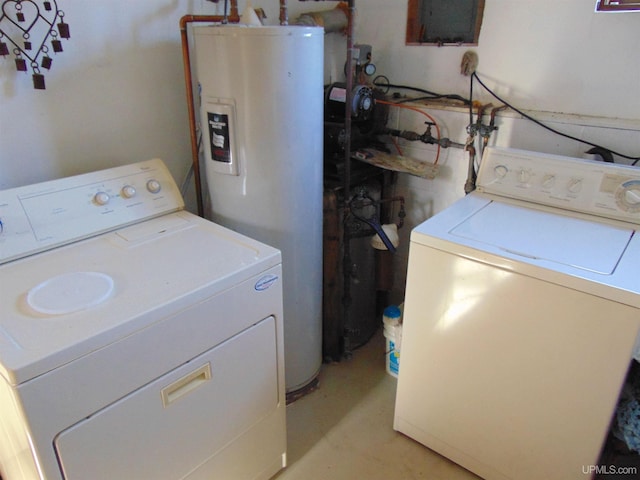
{"left": 0, "top": 159, "right": 286, "bottom": 480}
{"left": 394, "top": 147, "right": 640, "bottom": 480}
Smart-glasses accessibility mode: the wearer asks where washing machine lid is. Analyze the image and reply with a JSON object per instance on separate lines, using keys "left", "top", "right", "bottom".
{"left": 449, "top": 201, "right": 632, "bottom": 275}
{"left": 0, "top": 211, "right": 281, "bottom": 385}
{"left": 411, "top": 193, "right": 640, "bottom": 307}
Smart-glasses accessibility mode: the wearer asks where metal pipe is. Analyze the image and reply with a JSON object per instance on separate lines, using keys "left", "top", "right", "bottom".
{"left": 464, "top": 144, "right": 477, "bottom": 194}
{"left": 280, "top": 0, "right": 288, "bottom": 25}
{"left": 383, "top": 127, "right": 466, "bottom": 149}
{"left": 297, "top": 0, "right": 356, "bottom": 358}
{"left": 484, "top": 104, "right": 507, "bottom": 148}
{"left": 342, "top": 0, "right": 355, "bottom": 355}
{"left": 180, "top": 3, "right": 240, "bottom": 216}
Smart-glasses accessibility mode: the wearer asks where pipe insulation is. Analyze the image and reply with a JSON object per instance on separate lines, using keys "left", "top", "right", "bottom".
{"left": 295, "top": 3, "right": 348, "bottom": 33}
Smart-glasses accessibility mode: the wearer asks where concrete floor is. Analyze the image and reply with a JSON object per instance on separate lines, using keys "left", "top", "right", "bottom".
{"left": 273, "top": 330, "right": 481, "bottom": 480}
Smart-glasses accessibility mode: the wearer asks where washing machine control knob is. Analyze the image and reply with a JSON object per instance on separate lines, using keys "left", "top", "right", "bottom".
{"left": 567, "top": 178, "right": 583, "bottom": 194}
{"left": 94, "top": 192, "right": 110, "bottom": 206}
{"left": 615, "top": 180, "right": 640, "bottom": 212}
{"left": 542, "top": 174, "right": 555, "bottom": 189}
{"left": 146, "top": 180, "right": 162, "bottom": 194}
{"left": 494, "top": 165, "right": 508, "bottom": 179}
{"left": 625, "top": 189, "right": 640, "bottom": 205}
{"left": 121, "top": 185, "right": 136, "bottom": 199}
{"left": 518, "top": 169, "right": 532, "bottom": 184}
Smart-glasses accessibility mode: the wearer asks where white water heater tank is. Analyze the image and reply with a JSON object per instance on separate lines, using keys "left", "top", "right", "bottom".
{"left": 193, "top": 25, "right": 324, "bottom": 394}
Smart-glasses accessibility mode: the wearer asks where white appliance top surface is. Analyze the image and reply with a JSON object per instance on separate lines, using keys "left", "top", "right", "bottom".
{"left": 0, "top": 211, "right": 280, "bottom": 385}
{"left": 450, "top": 201, "right": 632, "bottom": 275}
{"left": 412, "top": 194, "right": 640, "bottom": 307}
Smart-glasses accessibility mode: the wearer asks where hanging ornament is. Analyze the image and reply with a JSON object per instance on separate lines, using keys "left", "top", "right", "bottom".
{"left": 0, "top": 38, "right": 9, "bottom": 56}
{"left": 14, "top": 50, "right": 26, "bottom": 71}
{"left": 50, "top": 30, "right": 61, "bottom": 52}
{"left": 0, "top": 1, "right": 71, "bottom": 90}
{"left": 40, "top": 44, "right": 50, "bottom": 68}
{"left": 32, "top": 63, "right": 44, "bottom": 89}
{"left": 56, "top": 10, "right": 68, "bottom": 38}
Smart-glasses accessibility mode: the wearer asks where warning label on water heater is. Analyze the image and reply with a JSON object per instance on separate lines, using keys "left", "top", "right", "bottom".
{"left": 207, "top": 112, "right": 231, "bottom": 163}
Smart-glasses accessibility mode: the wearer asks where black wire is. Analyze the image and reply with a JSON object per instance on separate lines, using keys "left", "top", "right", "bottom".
{"left": 372, "top": 79, "right": 470, "bottom": 105}
{"left": 469, "top": 73, "right": 474, "bottom": 127}
{"left": 472, "top": 72, "right": 640, "bottom": 165}
{"left": 395, "top": 94, "right": 467, "bottom": 105}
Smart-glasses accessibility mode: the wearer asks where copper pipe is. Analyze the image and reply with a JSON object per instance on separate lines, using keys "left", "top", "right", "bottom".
{"left": 464, "top": 144, "right": 477, "bottom": 194}
{"left": 490, "top": 104, "right": 507, "bottom": 127}
{"left": 475, "top": 102, "right": 492, "bottom": 130}
{"left": 229, "top": 0, "right": 239, "bottom": 19}
{"left": 180, "top": 8, "right": 240, "bottom": 216}
{"left": 280, "top": 0, "right": 288, "bottom": 25}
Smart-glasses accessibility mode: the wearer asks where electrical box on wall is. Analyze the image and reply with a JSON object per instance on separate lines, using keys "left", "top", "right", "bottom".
{"left": 407, "top": 0, "right": 485, "bottom": 45}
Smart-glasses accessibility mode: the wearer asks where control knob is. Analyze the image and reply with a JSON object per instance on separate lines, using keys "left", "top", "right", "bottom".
{"left": 625, "top": 190, "right": 640, "bottom": 205}
{"left": 146, "top": 179, "right": 162, "bottom": 194}
{"left": 542, "top": 174, "right": 555, "bottom": 189}
{"left": 94, "top": 192, "right": 110, "bottom": 206}
{"left": 518, "top": 168, "right": 532, "bottom": 184}
{"left": 615, "top": 180, "right": 640, "bottom": 213}
{"left": 567, "top": 177, "right": 583, "bottom": 194}
{"left": 494, "top": 165, "right": 508, "bottom": 179}
{"left": 121, "top": 185, "right": 137, "bottom": 198}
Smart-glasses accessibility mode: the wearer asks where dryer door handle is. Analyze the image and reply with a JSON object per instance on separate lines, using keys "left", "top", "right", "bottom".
{"left": 161, "top": 363, "right": 212, "bottom": 408}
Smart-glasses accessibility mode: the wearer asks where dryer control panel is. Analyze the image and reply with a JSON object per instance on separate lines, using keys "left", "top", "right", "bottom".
{"left": 0, "top": 159, "right": 184, "bottom": 264}
{"left": 478, "top": 147, "right": 640, "bottom": 225}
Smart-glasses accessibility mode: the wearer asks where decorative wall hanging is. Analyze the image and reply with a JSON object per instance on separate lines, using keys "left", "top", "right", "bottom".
{"left": 0, "top": 0, "right": 70, "bottom": 90}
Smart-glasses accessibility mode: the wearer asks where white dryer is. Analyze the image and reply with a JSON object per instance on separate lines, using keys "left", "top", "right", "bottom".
{"left": 394, "top": 147, "right": 640, "bottom": 480}
{"left": 0, "top": 159, "right": 286, "bottom": 480}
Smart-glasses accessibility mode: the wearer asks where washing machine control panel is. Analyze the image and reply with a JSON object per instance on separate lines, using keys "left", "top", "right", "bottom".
{"left": 0, "top": 158, "right": 184, "bottom": 264}
{"left": 477, "top": 147, "right": 640, "bottom": 225}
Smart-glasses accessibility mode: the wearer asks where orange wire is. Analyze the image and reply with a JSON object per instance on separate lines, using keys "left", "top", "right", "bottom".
{"left": 390, "top": 136, "right": 404, "bottom": 156}
{"left": 376, "top": 99, "right": 441, "bottom": 165}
